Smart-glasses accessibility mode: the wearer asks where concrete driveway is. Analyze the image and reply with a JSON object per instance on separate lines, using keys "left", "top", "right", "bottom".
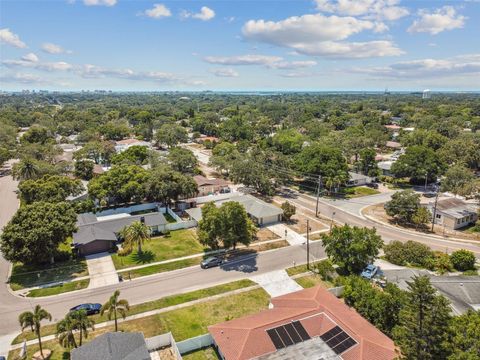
{"left": 267, "top": 223, "right": 306, "bottom": 246}
{"left": 250, "top": 270, "right": 302, "bottom": 297}
{"left": 86, "top": 252, "right": 119, "bottom": 288}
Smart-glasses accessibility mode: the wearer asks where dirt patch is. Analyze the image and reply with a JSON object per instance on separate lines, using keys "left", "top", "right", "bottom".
{"left": 364, "top": 204, "right": 480, "bottom": 242}
{"left": 286, "top": 214, "right": 328, "bottom": 234}
{"left": 255, "top": 228, "right": 280, "bottom": 242}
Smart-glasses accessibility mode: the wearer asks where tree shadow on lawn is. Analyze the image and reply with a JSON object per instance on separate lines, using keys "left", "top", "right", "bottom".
{"left": 131, "top": 250, "right": 156, "bottom": 264}
{"left": 220, "top": 249, "right": 258, "bottom": 273}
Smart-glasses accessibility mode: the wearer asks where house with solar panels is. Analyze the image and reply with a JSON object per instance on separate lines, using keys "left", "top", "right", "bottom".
{"left": 208, "top": 285, "right": 398, "bottom": 360}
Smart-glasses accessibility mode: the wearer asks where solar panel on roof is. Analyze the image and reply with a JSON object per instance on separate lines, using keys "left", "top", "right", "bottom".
{"left": 267, "top": 329, "right": 285, "bottom": 350}
{"left": 332, "top": 337, "right": 357, "bottom": 354}
{"left": 292, "top": 321, "right": 310, "bottom": 341}
{"left": 326, "top": 331, "right": 349, "bottom": 348}
{"left": 320, "top": 326, "right": 342, "bottom": 342}
{"left": 284, "top": 323, "right": 302, "bottom": 344}
{"left": 276, "top": 326, "right": 294, "bottom": 346}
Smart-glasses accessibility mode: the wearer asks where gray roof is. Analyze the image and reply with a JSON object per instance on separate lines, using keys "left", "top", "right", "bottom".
{"left": 185, "top": 207, "right": 203, "bottom": 222}
{"left": 432, "top": 198, "right": 478, "bottom": 219}
{"left": 217, "top": 195, "right": 283, "bottom": 219}
{"left": 348, "top": 172, "right": 373, "bottom": 182}
{"left": 254, "top": 337, "right": 340, "bottom": 360}
{"left": 73, "top": 212, "right": 167, "bottom": 245}
{"left": 71, "top": 332, "right": 150, "bottom": 360}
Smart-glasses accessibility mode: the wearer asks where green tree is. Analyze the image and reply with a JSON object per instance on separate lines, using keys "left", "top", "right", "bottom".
{"left": 393, "top": 276, "right": 452, "bottom": 360}
{"left": 295, "top": 143, "right": 348, "bottom": 183}
{"left": 111, "top": 145, "right": 149, "bottom": 165}
{"left": 56, "top": 313, "right": 78, "bottom": 349}
{"left": 391, "top": 145, "right": 445, "bottom": 183}
{"left": 145, "top": 166, "right": 197, "bottom": 206}
{"left": 100, "top": 121, "right": 130, "bottom": 141}
{"left": 19, "top": 305, "right": 52, "bottom": 359}
{"left": 1, "top": 202, "right": 77, "bottom": 265}
{"left": 70, "top": 309, "right": 95, "bottom": 346}
{"left": 450, "top": 249, "right": 476, "bottom": 271}
{"left": 385, "top": 190, "right": 421, "bottom": 224}
{"left": 281, "top": 201, "right": 296, "bottom": 221}
{"left": 155, "top": 123, "right": 187, "bottom": 148}
{"left": 316, "top": 259, "right": 335, "bottom": 282}
{"left": 220, "top": 201, "right": 257, "bottom": 250}
{"left": 100, "top": 290, "right": 130, "bottom": 332}
{"left": 447, "top": 310, "right": 480, "bottom": 360}
{"left": 74, "top": 159, "right": 95, "bottom": 180}
{"left": 272, "top": 129, "right": 305, "bottom": 154}
{"left": 383, "top": 240, "right": 433, "bottom": 267}
{"left": 0, "top": 147, "right": 11, "bottom": 167}
{"left": 167, "top": 147, "right": 198, "bottom": 174}
{"left": 197, "top": 202, "right": 222, "bottom": 250}
{"left": 123, "top": 220, "right": 150, "bottom": 254}
{"left": 209, "top": 142, "right": 240, "bottom": 175}
{"left": 441, "top": 164, "right": 477, "bottom": 196}
{"left": 18, "top": 175, "right": 84, "bottom": 204}
{"left": 321, "top": 225, "right": 383, "bottom": 274}
{"left": 358, "top": 148, "right": 380, "bottom": 177}
{"left": 20, "top": 126, "right": 53, "bottom": 145}
{"left": 12, "top": 157, "right": 40, "bottom": 180}
{"left": 412, "top": 207, "right": 431, "bottom": 229}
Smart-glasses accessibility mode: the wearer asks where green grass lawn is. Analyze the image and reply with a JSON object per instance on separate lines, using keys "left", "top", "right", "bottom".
{"left": 285, "top": 260, "right": 323, "bottom": 276}
{"left": 112, "top": 229, "right": 205, "bottom": 270}
{"left": 295, "top": 274, "right": 333, "bottom": 289}
{"left": 119, "top": 257, "right": 203, "bottom": 279}
{"left": 183, "top": 347, "right": 220, "bottom": 360}
{"left": 9, "top": 259, "right": 88, "bottom": 291}
{"left": 344, "top": 186, "right": 380, "bottom": 198}
{"left": 9, "top": 288, "right": 269, "bottom": 360}
{"left": 26, "top": 279, "right": 90, "bottom": 297}
{"left": 13, "top": 279, "right": 256, "bottom": 344}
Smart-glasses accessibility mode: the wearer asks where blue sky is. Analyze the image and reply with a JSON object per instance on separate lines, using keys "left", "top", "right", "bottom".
{"left": 1, "top": 0, "right": 479, "bottom": 91}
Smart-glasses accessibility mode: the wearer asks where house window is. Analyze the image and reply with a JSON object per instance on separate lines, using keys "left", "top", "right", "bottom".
{"left": 457, "top": 219, "right": 461, "bottom": 224}
{"left": 436, "top": 214, "right": 441, "bottom": 219}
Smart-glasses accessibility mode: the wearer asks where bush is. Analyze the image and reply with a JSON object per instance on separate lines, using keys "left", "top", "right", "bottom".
{"left": 432, "top": 252, "right": 453, "bottom": 274}
{"left": 117, "top": 247, "right": 132, "bottom": 257}
{"left": 450, "top": 249, "right": 476, "bottom": 271}
{"left": 316, "top": 259, "right": 335, "bottom": 282}
{"left": 384, "top": 240, "right": 433, "bottom": 267}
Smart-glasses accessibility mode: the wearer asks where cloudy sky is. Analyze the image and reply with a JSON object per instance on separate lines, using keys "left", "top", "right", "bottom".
{"left": 1, "top": 0, "right": 479, "bottom": 91}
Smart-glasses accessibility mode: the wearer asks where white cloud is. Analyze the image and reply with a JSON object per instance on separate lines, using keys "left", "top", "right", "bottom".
{"left": 408, "top": 6, "right": 466, "bottom": 35}
{"left": 210, "top": 68, "right": 239, "bottom": 77}
{"left": 279, "top": 71, "right": 319, "bottom": 78}
{"left": 143, "top": 4, "right": 172, "bottom": 19}
{"left": 181, "top": 6, "right": 215, "bottom": 21}
{"left": 41, "top": 43, "right": 72, "bottom": 54}
{"left": 204, "top": 54, "right": 283, "bottom": 66}
{"left": 349, "top": 54, "right": 480, "bottom": 79}
{"left": 242, "top": 13, "right": 403, "bottom": 58}
{"left": 268, "top": 60, "right": 317, "bottom": 69}
{"left": 0, "top": 28, "right": 27, "bottom": 48}
{"left": 21, "top": 53, "right": 39, "bottom": 63}
{"left": 0, "top": 73, "right": 44, "bottom": 84}
{"left": 83, "top": 0, "right": 117, "bottom": 6}
{"left": 315, "top": 0, "right": 409, "bottom": 21}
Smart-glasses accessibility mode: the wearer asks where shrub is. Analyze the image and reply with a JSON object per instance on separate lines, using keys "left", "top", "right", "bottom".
{"left": 432, "top": 252, "right": 453, "bottom": 274}
{"left": 384, "top": 240, "right": 433, "bottom": 267}
{"left": 316, "top": 259, "right": 335, "bottom": 282}
{"left": 117, "top": 247, "right": 132, "bottom": 257}
{"left": 450, "top": 249, "right": 476, "bottom": 271}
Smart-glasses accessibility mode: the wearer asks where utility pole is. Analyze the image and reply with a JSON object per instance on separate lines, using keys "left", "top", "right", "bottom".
{"left": 315, "top": 175, "right": 322, "bottom": 217}
{"left": 424, "top": 172, "right": 428, "bottom": 191}
{"left": 431, "top": 192, "right": 439, "bottom": 232}
{"left": 306, "top": 219, "right": 310, "bottom": 270}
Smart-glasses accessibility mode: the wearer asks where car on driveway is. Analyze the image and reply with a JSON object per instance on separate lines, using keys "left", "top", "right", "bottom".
{"left": 70, "top": 303, "right": 102, "bottom": 315}
{"left": 361, "top": 264, "right": 378, "bottom": 280}
{"left": 200, "top": 256, "right": 224, "bottom": 269}
{"left": 423, "top": 191, "right": 437, "bottom": 198}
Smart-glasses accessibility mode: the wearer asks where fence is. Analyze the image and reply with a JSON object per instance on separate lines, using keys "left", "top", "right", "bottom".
{"left": 176, "top": 333, "right": 213, "bottom": 354}
{"left": 146, "top": 332, "right": 182, "bottom": 359}
{"left": 94, "top": 203, "right": 159, "bottom": 217}
{"left": 166, "top": 220, "right": 197, "bottom": 231}
{"left": 328, "top": 286, "right": 344, "bottom": 298}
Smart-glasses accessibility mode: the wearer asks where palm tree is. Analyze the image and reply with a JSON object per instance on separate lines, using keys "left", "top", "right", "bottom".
{"left": 18, "top": 305, "right": 52, "bottom": 359}
{"left": 13, "top": 157, "right": 39, "bottom": 180}
{"left": 56, "top": 314, "right": 78, "bottom": 349}
{"left": 71, "top": 309, "right": 95, "bottom": 346}
{"left": 101, "top": 290, "right": 130, "bottom": 332}
{"left": 124, "top": 220, "right": 150, "bottom": 254}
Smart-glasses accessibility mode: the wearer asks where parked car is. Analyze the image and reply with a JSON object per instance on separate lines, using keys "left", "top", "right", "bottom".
{"left": 424, "top": 191, "right": 437, "bottom": 198}
{"left": 360, "top": 264, "right": 378, "bottom": 280}
{"left": 200, "top": 256, "right": 223, "bottom": 269}
{"left": 367, "top": 182, "right": 379, "bottom": 189}
{"left": 70, "top": 303, "right": 102, "bottom": 315}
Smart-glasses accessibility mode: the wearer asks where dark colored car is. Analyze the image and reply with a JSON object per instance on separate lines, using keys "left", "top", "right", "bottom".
{"left": 424, "top": 191, "right": 437, "bottom": 198}
{"left": 200, "top": 256, "right": 223, "bottom": 269}
{"left": 367, "top": 182, "right": 379, "bottom": 189}
{"left": 70, "top": 303, "right": 102, "bottom": 315}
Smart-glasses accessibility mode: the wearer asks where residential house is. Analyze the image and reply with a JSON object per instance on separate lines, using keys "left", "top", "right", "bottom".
{"left": 385, "top": 141, "right": 402, "bottom": 150}
{"left": 346, "top": 172, "right": 374, "bottom": 187}
{"left": 73, "top": 211, "right": 168, "bottom": 255}
{"left": 209, "top": 285, "right": 398, "bottom": 360}
{"left": 193, "top": 175, "right": 230, "bottom": 196}
{"left": 428, "top": 198, "right": 478, "bottom": 230}
{"left": 115, "top": 138, "right": 152, "bottom": 153}
{"left": 186, "top": 194, "right": 283, "bottom": 226}
{"left": 378, "top": 161, "right": 394, "bottom": 176}
{"left": 71, "top": 332, "right": 181, "bottom": 360}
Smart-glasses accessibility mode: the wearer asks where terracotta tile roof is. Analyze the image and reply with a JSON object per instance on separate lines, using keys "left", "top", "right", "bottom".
{"left": 209, "top": 286, "right": 398, "bottom": 360}
{"left": 385, "top": 141, "right": 401, "bottom": 149}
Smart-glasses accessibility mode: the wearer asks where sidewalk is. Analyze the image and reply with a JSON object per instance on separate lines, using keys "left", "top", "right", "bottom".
{"left": 250, "top": 270, "right": 302, "bottom": 297}
{"left": 266, "top": 223, "right": 305, "bottom": 246}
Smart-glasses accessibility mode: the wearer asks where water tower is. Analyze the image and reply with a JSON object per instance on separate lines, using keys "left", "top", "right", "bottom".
{"left": 422, "top": 89, "right": 431, "bottom": 99}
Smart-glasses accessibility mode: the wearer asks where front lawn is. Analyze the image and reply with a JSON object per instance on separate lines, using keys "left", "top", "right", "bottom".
{"left": 9, "top": 259, "right": 88, "bottom": 291}
{"left": 13, "top": 279, "right": 256, "bottom": 344}
{"left": 295, "top": 274, "right": 333, "bottom": 289}
{"left": 9, "top": 288, "right": 270, "bottom": 360}
{"left": 118, "top": 257, "right": 202, "bottom": 279}
{"left": 344, "top": 186, "right": 380, "bottom": 198}
{"left": 27, "top": 279, "right": 90, "bottom": 297}
{"left": 112, "top": 229, "right": 205, "bottom": 270}
{"left": 183, "top": 347, "right": 220, "bottom": 360}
